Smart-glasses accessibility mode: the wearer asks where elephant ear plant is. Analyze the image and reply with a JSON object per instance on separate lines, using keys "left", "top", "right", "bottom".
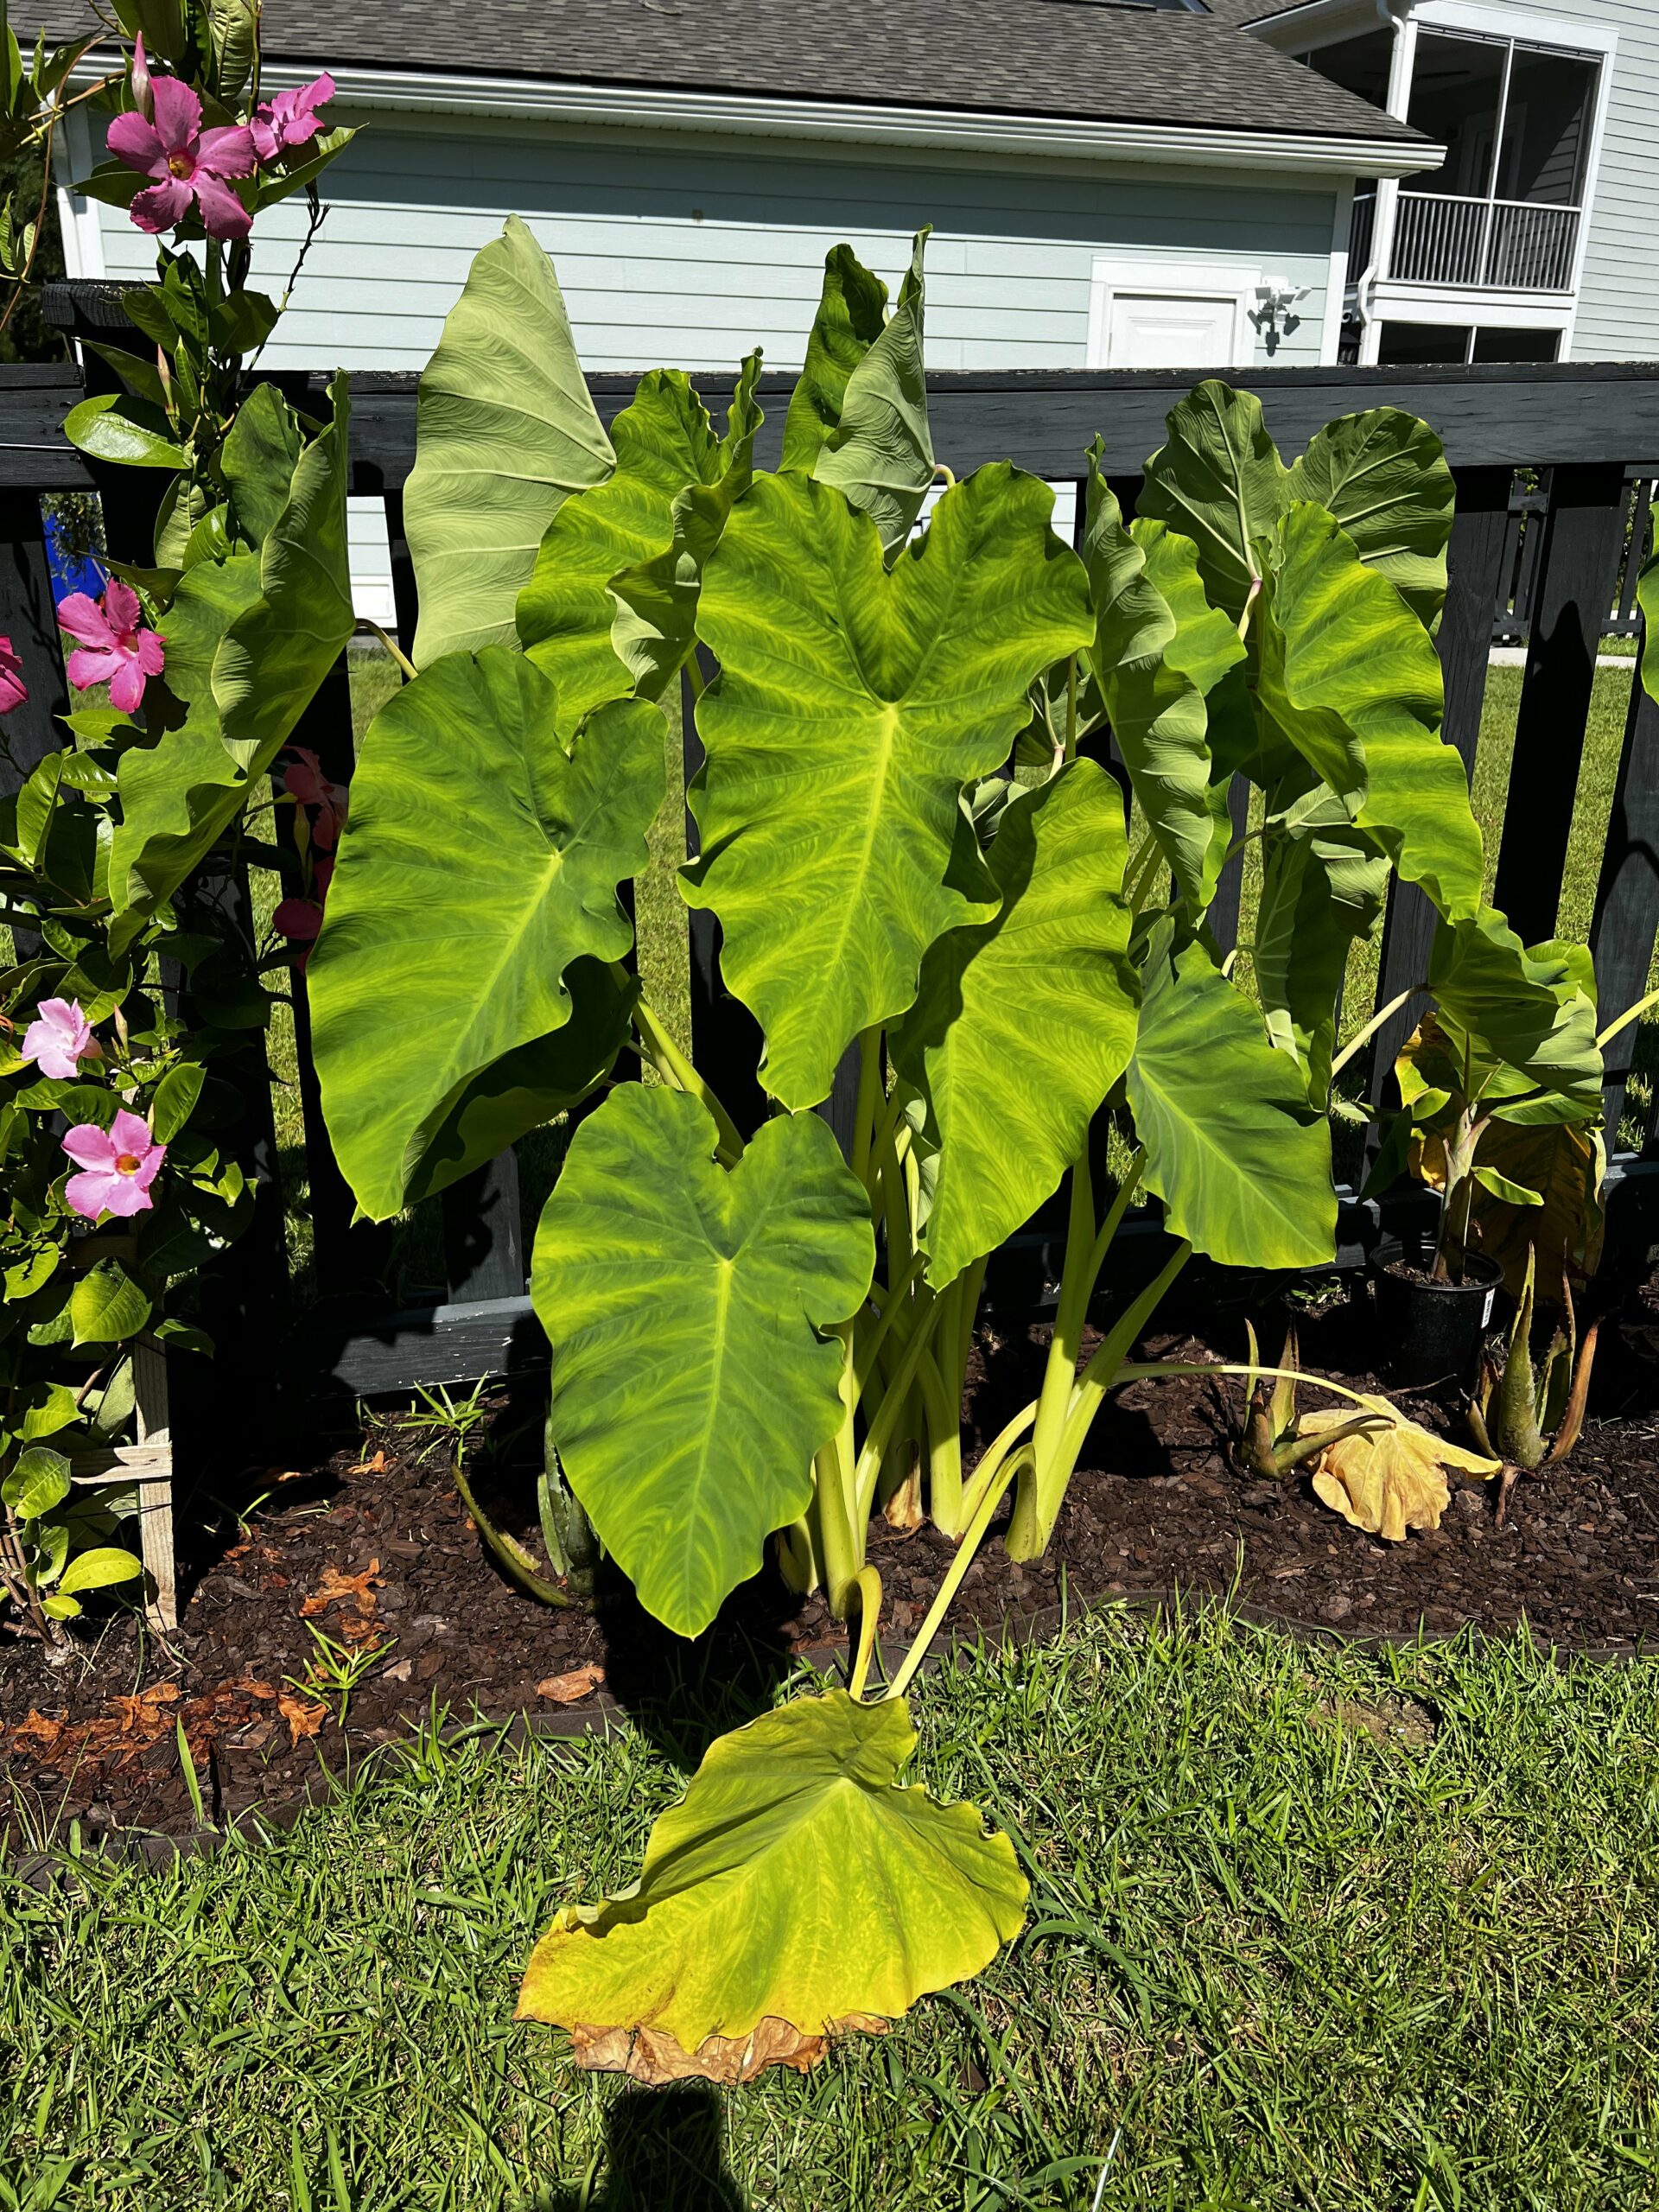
{"left": 308, "top": 226, "right": 1578, "bottom": 2082}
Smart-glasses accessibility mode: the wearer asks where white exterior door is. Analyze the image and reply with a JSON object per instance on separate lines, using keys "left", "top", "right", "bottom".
{"left": 1106, "top": 292, "right": 1240, "bottom": 369}
{"left": 1087, "top": 258, "right": 1257, "bottom": 371}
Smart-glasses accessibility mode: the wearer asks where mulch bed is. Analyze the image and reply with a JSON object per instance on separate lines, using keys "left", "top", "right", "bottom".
{"left": 6, "top": 1276, "right": 1659, "bottom": 1842}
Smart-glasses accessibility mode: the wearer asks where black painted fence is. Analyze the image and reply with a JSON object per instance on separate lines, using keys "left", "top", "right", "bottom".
{"left": 3, "top": 313, "right": 1658, "bottom": 1410}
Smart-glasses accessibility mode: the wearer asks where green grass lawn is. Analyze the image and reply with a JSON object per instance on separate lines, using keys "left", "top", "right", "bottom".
{"left": 6, "top": 1605, "right": 1659, "bottom": 2209}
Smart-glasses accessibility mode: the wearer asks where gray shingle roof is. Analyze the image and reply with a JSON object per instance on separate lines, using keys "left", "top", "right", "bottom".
{"left": 41, "top": 0, "right": 1424, "bottom": 145}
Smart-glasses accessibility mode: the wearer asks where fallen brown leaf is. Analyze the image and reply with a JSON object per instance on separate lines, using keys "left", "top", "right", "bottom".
{"left": 349, "top": 1449, "right": 388, "bottom": 1475}
{"left": 228, "top": 1675, "right": 277, "bottom": 1700}
{"left": 537, "top": 1664, "right": 606, "bottom": 1706}
{"left": 10, "top": 1709, "right": 63, "bottom": 1750}
{"left": 278, "top": 1693, "right": 327, "bottom": 1745}
{"left": 300, "top": 1560, "right": 383, "bottom": 1619}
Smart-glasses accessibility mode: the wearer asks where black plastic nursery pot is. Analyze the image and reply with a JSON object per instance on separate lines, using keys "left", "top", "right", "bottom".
{"left": 1373, "top": 1250, "right": 1503, "bottom": 1389}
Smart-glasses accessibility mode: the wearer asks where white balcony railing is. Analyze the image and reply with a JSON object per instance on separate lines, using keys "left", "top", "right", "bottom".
{"left": 1388, "top": 192, "right": 1581, "bottom": 292}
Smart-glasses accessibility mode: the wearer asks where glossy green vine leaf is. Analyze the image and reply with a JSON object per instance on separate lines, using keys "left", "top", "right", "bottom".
{"left": 531, "top": 1088, "right": 874, "bottom": 1638}
{"left": 518, "top": 1690, "right": 1027, "bottom": 2083}
{"left": 1127, "top": 919, "right": 1336, "bottom": 1268}
{"left": 404, "top": 215, "right": 615, "bottom": 667}
{"left": 1138, "top": 380, "right": 1288, "bottom": 621}
{"left": 687, "top": 463, "right": 1092, "bottom": 1109}
{"left": 1285, "top": 407, "right": 1455, "bottom": 627}
{"left": 892, "top": 760, "right": 1139, "bottom": 1288}
{"left": 309, "top": 654, "right": 663, "bottom": 1220}
{"left": 1080, "top": 442, "right": 1242, "bottom": 915}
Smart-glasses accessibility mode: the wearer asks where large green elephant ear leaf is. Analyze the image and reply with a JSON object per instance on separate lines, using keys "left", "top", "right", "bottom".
{"left": 404, "top": 215, "right": 615, "bottom": 667}
{"left": 1286, "top": 408, "right": 1455, "bottom": 629}
{"left": 607, "top": 352, "right": 766, "bottom": 704}
{"left": 891, "top": 760, "right": 1139, "bottom": 1288}
{"left": 1429, "top": 909, "right": 1602, "bottom": 1122}
{"left": 516, "top": 369, "right": 723, "bottom": 738}
{"left": 1257, "top": 500, "right": 1483, "bottom": 922}
{"left": 1127, "top": 918, "right": 1336, "bottom": 1268}
{"left": 109, "top": 379, "right": 353, "bottom": 942}
{"left": 531, "top": 1089, "right": 874, "bottom": 1637}
{"left": 814, "top": 228, "right": 935, "bottom": 557}
{"left": 308, "top": 655, "right": 664, "bottom": 1221}
{"left": 780, "top": 244, "right": 889, "bottom": 474}
{"left": 1138, "top": 379, "right": 1288, "bottom": 622}
{"left": 687, "top": 462, "right": 1093, "bottom": 1109}
{"left": 1080, "top": 439, "right": 1242, "bottom": 917}
{"left": 518, "top": 1689, "right": 1027, "bottom": 2085}
{"left": 1253, "top": 799, "right": 1390, "bottom": 1104}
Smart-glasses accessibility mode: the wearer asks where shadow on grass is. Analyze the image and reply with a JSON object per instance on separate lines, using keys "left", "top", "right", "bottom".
{"left": 546, "top": 2084, "right": 747, "bottom": 2211}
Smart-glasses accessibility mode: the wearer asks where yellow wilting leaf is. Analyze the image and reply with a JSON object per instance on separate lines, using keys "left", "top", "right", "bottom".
{"left": 1301, "top": 1396, "right": 1498, "bottom": 1542}
{"left": 517, "top": 1691, "right": 1027, "bottom": 2084}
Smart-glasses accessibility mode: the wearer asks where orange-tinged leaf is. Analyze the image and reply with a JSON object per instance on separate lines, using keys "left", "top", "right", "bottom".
{"left": 300, "top": 1560, "right": 382, "bottom": 1618}
{"left": 279, "top": 1693, "right": 327, "bottom": 1745}
{"left": 569, "top": 2012, "right": 888, "bottom": 2086}
{"left": 537, "top": 1664, "right": 605, "bottom": 1705}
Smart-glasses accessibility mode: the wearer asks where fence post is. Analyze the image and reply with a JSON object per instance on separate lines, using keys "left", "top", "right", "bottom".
{"left": 1590, "top": 582, "right": 1659, "bottom": 1150}
{"left": 1491, "top": 462, "right": 1630, "bottom": 944}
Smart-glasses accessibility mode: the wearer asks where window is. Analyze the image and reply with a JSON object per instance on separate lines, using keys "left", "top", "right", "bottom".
{"left": 1408, "top": 32, "right": 1507, "bottom": 198}
{"left": 1374, "top": 321, "right": 1562, "bottom": 366}
{"left": 1406, "top": 29, "right": 1599, "bottom": 210}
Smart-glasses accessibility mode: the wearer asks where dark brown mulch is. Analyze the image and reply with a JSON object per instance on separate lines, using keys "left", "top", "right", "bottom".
{"left": 6, "top": 1276, "right": 1659, "bottom": 1842}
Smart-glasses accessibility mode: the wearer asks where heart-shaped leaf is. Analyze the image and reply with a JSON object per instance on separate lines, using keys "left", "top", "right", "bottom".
{"left": 812, "top": 228, "right": 934, "bottom": 556}
{"left": 1127, "top": 919, "right": 1336, "bottom": 1268}
{"left": 404, "top": 215, "right": 615, "bottom": 667}
{"left": 688, "top": 463, "right": 1093, "bottom": 1109}
{"left": 518, "top": 1690, "right": 1027, "bottom": 2082}
{"left": 892, "top": 760, "right": 1139, "bottom": 1288}
{"left": 780, "top": 244, "right": 890, "bottom": 474}
{"left": 310, "top": 652, "right": 663, "bottom": 1220}
{"left": 531, "top": 1087, "right": 874, "bottom": 1637}
{"left": 1138, "top": 380, "right": 1288, "bottom": 622}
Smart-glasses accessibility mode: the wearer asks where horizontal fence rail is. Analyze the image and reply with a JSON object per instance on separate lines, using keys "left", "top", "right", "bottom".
{"left": 3, "top": 325, "right": 1657, "bottom": 1403}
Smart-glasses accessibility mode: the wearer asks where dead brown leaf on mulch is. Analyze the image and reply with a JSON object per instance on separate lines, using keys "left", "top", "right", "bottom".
{"left": 537, "top": 1664, "right": 606, "bottom": 1705}
{"left": 300, "top": 1560, "right": 383, "bottom": 1619}
{"left": 278, "top": 1693, "right": 327, "bottom": 1745}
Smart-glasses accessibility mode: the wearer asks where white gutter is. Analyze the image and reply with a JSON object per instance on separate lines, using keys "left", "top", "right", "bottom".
{"left": 233, "top": 60, "right": 1444, "bottom": 181}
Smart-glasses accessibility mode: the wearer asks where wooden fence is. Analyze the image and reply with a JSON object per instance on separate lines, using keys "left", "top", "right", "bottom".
{"left": 4, "top": 314, "right": 1659, "bottom": 1415}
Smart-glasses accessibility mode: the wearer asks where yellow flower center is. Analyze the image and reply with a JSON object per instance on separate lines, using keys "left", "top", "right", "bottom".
{"left": 115, "top": 1153, "right": 142, "bottom": 1174}
{"left": 168, "top": 152, "right": 194, "bottom": 179}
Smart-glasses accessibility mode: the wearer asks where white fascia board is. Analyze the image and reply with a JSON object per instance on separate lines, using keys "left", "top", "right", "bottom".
{"left": 1369, "top": 280, "right": 1573, "bottom": 327}
{"left": 241, "top": 59, "right": 1444, "bottom": 180}
{"left": 1249, "top": 0, "right": 1395, "bottom": 53}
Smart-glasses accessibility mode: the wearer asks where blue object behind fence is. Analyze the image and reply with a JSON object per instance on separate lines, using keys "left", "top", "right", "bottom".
{"left": 43, "top": 506, "right": 105, "bottom": 606}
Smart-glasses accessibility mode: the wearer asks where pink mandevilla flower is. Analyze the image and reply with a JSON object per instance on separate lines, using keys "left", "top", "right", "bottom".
{"left": 22, "top": 998, "right": 100, "bottom": 1082}
{"left": 106, "top": 69, "right": 257, "bottom": 240}
{"left": 62, "top": 1110, "right": 166, "bottom": 1222}
{"left": 0, "top": 635, "right": 25, "bottom": 715}
{"left": 284, "top": 746, "right": 348, "bottom": 849}
{"left": 59, "top": 580, "right": 166, "bottom": 715}
{"left": 250, "top": 73, "right": 335, "bottom": 162}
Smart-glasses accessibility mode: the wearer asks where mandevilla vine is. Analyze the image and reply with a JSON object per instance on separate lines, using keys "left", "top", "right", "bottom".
{"left": 306, "top": 220, "right": 1614, "bottom": 2080}
{"left": 1, "top": 1, "right": 353, "bottom": 1638}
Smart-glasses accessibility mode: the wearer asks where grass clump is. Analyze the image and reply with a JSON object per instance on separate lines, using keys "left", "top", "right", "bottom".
{"left": 4, "top": 1607, "right": 1658, "bottom": 2209}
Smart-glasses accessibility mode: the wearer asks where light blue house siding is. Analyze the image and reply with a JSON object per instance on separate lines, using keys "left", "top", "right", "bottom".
{"left": 65, "top": 113, "right": 1346, "bottom": 612}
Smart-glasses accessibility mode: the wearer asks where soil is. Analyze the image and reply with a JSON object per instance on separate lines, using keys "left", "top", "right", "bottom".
{"left": 6, "top": 1274, "right": 1659, "bottom": 1843}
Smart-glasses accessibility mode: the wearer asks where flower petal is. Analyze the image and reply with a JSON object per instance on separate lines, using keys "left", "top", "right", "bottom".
{"left": 65, "top": 1169, "right": 124, "bottom": 1220}
{"left": 149, "top": 73, "right": 202, "bottom": 156}
{"left": 94, "top": 1173, "right": 156, "bottom": 1218}
{"left": 108, "top": 655, "right": 149, "bottom": 715}
{"left": 131, "top": 1147, "right": 166, "bottom": 1192}
{"left": 62, "top": 1123, "right": 118, "bottom": 1170}
{"left": 56, "top": 592, "right": 112, "bottom": 649}
{"left": 134, "top": 627, "right": 167, "bottom": 677}
{"left": 130, "top": 177, "right": 194, "bottom": 234}
{"left": 110, "top": 1108, "right": 156, "bottom": 1158}
{"left": 65, "top": 645, "right": 124, "bottom": 693}
{"left": 197, "top": 124, "right": 257, "bottom": 179}
{"left": 105, "top": 111, "right": 166, "bottom": 176}
{"left": 190, "top": 171, "right": 252, "bottom": 242}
